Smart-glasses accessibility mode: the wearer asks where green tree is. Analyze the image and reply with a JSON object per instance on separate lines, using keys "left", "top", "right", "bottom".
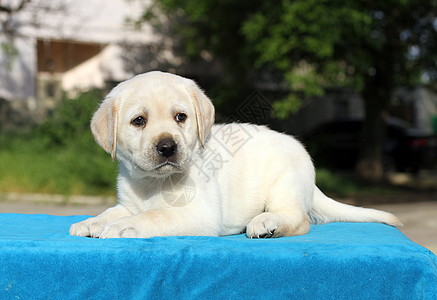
{"left": 139, "top": 0, "right": 437, "bottom": 182}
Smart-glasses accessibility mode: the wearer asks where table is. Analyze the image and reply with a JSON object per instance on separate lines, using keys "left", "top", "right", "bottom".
{"left": 1, "top": 214, "right": 436, "bottom": 299}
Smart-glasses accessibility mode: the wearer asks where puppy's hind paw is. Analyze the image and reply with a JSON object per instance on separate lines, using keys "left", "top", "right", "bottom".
{"left": 246, "top": 212, "right": 280, "bottom": 239}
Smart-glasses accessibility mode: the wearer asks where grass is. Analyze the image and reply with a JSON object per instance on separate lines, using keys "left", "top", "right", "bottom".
{"left": 315, "top": 168, "right": 361, "bottom": 196}
{"left": 315, "top": 167, "right": 420, "bottom": 203}
{"left": 0, "top": 132, "right": 118, "bottom": 196}
{"left": 0, "top": 89, "right": 417, "bottom": 199}
{"left": 0, "top": 130, "right": 403, "bottom": 198}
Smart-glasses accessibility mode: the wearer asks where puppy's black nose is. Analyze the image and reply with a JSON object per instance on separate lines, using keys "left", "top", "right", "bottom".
{"left": 156, "top": 139, "right": 177, "bottom": 158}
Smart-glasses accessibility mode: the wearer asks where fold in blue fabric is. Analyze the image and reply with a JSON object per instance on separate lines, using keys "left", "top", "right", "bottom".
{"left": 0, "top": 213, "right": 436, "bottom": 299}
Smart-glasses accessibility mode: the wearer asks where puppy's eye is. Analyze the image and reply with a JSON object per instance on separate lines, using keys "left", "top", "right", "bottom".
{"left": 131, "top": 116, "right": 146, "bottom": 127}
{"left": 175, "top": 113, "right": 187, "bottom": 123}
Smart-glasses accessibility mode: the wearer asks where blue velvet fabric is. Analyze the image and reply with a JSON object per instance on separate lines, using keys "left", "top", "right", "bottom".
{"left": 0, "top": 213, "right": 436, "bottom": 299}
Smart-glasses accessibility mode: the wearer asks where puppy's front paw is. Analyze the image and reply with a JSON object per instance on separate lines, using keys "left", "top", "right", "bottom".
{"left": 246, "top": 212, "right": 280, "bottom": 239}
{"left": 99, "top": 217, "right": 143, "bottom": 239}
{"left": 69, "top": 217, "right": 106, "bottom": 238}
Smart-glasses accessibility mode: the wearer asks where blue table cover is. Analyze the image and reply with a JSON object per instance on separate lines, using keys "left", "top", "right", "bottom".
{"left": 0, "top": 213, "right": 436, "bottom": 299}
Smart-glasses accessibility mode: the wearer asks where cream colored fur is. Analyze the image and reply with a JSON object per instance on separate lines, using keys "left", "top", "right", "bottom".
{"left": 69, "top": 71, "right": 401, "bottom": 239}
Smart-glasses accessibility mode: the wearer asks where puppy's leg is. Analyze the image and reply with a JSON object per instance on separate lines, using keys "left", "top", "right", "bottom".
{"left": 69, "top": 204, "right": 132, "bottom": 238}
{"left": 246, "top": 174, "right": 312, "bottom": 238}
{"left": 99, "top": 207, "right": 220, "bottom": 239}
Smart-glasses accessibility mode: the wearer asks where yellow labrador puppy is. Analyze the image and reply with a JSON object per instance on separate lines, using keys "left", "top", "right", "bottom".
{"left": 70, "top": 71, "right": 401, "bottom": 239}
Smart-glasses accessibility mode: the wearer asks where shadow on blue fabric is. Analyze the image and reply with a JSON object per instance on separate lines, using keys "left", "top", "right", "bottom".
{"left": 0, "top": 213, "right": 436, "bottom": 299}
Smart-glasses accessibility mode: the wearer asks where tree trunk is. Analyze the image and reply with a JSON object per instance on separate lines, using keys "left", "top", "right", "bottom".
{"left": 356, "top": 72, "right": 392, "bottom": 183}
{"left": 355, "top": 96, "right": 387, "bottom": 183}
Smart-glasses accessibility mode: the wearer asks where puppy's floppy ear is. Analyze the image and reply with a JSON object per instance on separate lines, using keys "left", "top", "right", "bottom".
{"left": 187, "top": 81, "right": 215, "bottom": 147}
{"left": 90, "top": 94, "right": 119, "bottom": 161}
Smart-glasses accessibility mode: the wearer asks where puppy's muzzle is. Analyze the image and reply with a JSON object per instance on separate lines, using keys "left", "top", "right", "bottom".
{"left": 156, "top": 139, "right": 177, "bottom": 158}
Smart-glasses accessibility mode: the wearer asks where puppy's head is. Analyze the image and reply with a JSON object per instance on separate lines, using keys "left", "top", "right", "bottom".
{"left": 91, "top": 71, "right": 215, "bottom": 178}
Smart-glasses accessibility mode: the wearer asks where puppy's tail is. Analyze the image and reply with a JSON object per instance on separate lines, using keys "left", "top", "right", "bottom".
{"left": 309, "top": 187, "right": 402, "bottom": 226}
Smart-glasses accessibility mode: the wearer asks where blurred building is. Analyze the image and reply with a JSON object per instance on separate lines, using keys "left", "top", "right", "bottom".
{"left": 0, "top": 0, "right": 182, "bottom": 127}
{"left": 391, "top": 87, "right": 437, "bottom": 135}
{"left": 286, "top": 87, "right": 437, "bottom": 137}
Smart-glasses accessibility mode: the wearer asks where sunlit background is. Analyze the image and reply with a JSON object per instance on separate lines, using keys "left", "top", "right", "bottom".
{"left": 0, "top": 0, "right": 436, "bottom": 252}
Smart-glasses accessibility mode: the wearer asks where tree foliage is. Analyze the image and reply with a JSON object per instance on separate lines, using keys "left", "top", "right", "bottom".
{"left": 143, "top": 0, "right": 436, "bottom": 106}
{"left": 139, "top": 0, "right": 437, "bottom": 181}
{"left": 36, "top": 89, "right": 102, "bottom": 149}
